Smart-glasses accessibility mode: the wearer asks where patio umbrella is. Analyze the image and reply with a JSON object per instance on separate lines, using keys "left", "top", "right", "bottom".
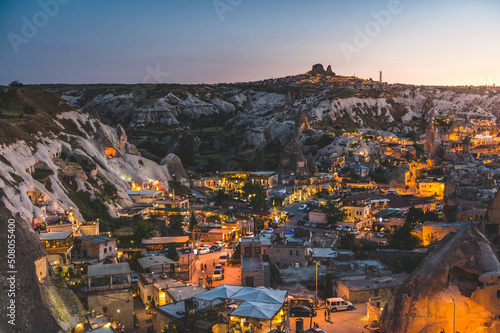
{"left": 194, "top": 284, "right": 244, "bottom": 301}
{"left": 232, "top": 287, "right": 287, "bottom": 304}
{"left": 230, "top": 301, "right": 282, "bottom": 320}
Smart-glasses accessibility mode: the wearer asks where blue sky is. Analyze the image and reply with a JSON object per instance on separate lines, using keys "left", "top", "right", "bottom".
{"left": 1, "top": 0, "right": 499, "bottom": 85}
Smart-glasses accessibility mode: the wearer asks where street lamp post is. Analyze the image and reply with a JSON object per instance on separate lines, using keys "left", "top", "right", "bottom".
{"left": 452, "top": 298, "right": 455, "bottom": 333}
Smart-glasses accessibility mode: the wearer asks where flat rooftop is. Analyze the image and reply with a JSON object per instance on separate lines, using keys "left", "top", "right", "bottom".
{"left": 79, "top": 235, "right": 114, "bottom": 243}
{"left": 87, "top": 262, "right": 131, "bottom": 277}
{"left": 39, "top": 231, "right": 72, "bottom": 240}
{"left": 339, "top": 273, "right": 408, "bottom": 291}
{"left": 138, "top": 255, "right": 177, "bottom": 270}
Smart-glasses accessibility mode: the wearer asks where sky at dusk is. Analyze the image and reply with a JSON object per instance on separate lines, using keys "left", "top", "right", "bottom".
{"left": 1, "top": 0, "right": 499, "bottom": 86}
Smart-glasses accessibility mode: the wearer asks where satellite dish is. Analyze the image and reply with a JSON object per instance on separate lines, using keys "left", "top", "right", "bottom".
{"left": 193, "top": 300, "right": 199, "bottom": 308}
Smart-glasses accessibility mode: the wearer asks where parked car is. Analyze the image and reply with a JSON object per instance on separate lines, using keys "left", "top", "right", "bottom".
{"left": 375, "top": 232, "right": 386, "bottom": 238}
{"left": 310, "top": 222, "right": 317, "bottom": 228}
{"left": 289, "top": 305, "right": 317, "bottom": 317}
{"left": 379, "top": 240, "right": 388, "bottom": 246}
{"left": 210, "top": 245, "right": 222, "bottom": 252}
{"left": 303, "top": 206, "right": 311, "bottom": 213}
{"left": 215, "top": 264, "right": 224, "bottom": 273}
{"left": 265, "top": 227, "right": 274, "bottom": 233}
{"left": 294, "top": 198, "right": 300, "bottom": 202}
{"left": 288, "top": 212, "right": 295, "bottom": 217}
{"left": 350, "top": 228, "right": 360, "bottom": 235}
{"left": 198, "top": 247, "right": 210, "bottom": 254}
{"left": 214, "top": 241, "right": 225, "bottom": 247}
{"left": 342, "top": 226, "right": 352, "bottom": 232}
{"left": 212, "top": 269, "right": 224, "bottom": 281}
{"left": 298, "top": 204, "right": 308, "bottom": 211}
{"left": 336, "top": 226, "right": 343, "bottom": 231}
{"left": 304, "top": 222, "right": 311, "bottom": 227}
{"left": 326, "top": 298, "right": 354, "bottom": 312}
{"left": 219, "top": 252, "right": 230, "bottom": 264}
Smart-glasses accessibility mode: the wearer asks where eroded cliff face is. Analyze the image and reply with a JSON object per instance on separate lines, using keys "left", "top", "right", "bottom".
{"left": 0, "top": 197, "right": 87, "bottom": 333}
{"left": 380, "top": 226, "right": 500, "bottom": 333}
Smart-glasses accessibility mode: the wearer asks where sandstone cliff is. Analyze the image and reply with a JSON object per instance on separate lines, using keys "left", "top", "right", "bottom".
{"left": 380, "top": 225, "right": 500, "bottom": 333}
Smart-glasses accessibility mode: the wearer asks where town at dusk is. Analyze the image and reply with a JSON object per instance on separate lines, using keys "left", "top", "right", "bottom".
{"left": 0, "top": 1, "right": 499, "bottom": 333}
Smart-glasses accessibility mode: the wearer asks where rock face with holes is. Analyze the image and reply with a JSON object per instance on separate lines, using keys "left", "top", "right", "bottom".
{"left": 380, "top": 225, "right": 500, "bottom": 333}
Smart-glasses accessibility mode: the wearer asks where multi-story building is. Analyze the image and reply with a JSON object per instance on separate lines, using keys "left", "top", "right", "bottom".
{"left": 39, "top": 231, "right": 74, "bottom": 265}
{"left": 86, "top": 263, "right": 133, "bottom": 329}
{"left": 74, "top": 235, "right": 117, "bottom": 262}
{"left": 416, "top": 180, "right": 445, "bottom": 199}
{"left": 240, "top": 237, "right": 270, "bottom": 287}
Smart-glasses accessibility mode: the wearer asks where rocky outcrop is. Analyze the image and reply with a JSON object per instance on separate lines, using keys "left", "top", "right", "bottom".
{"left": 279, "top": 137, "right": 309, "bottom": 178}
{"left": 380, "top": 225, "right": 500, "bottom": 333}
{"left": 0, "top": 197, "right": 87, "bottom": 333}
{"left": 326, "top": 65, "right": 335, "bottom": 76}
{"left": 306, "top": 152, "right": 317, "bottom": 174}
{"left": 307, "top": 63, "right": 325, "bottom": 75}
{"left": 296, "top": 107, "right": 310, "bottom": 132}
{"left": 160, "top": 153, "right": 189, "bottom": 186}
{"left": 424, "top": 120, "right": 442, "bottom": 162}
{"left": 244, "top": 93, "right": 254, "bottom": 110}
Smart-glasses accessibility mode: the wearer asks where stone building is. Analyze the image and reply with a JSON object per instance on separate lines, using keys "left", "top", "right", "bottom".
{"left": 422, "top": 221, "right": 468, "bottom": 246}
{"left": 74, "top": 235, "right": 117, "bottom": 262}
{"left": 86, "top": 263, "right": 133, "bottom": 329}
{"left": 240, "top": 237, "right": 270, "bottom": 287}
{"left": 336, "top": 274, "right": 408, "bottom": 303}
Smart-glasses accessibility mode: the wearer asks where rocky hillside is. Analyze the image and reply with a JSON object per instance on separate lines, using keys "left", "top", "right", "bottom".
{"left": 0, "top": 87, "right": 191, "bottom": 330}
{"left": 39, "top": 74, "right": 499, "bottom": 172}
{"left": 0, "top": 87, "right": 187, "bottom": 226}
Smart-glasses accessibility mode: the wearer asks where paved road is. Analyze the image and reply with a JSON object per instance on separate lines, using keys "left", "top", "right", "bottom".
{"left": 288, "top": 303, "right": 369, "bottom": 333}
{"left": 191, "top": 250, "right": 241, "bottom": 288}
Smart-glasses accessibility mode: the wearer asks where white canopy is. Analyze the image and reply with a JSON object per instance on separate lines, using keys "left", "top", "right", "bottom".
{"left": 194, "top": 284, "right": 244, "bottom": 301}
{"left": 232, "top": 287, "right": 287, "bottom": 304}
{"left": 230, "top": 301, "right": 282, "bottom": 320}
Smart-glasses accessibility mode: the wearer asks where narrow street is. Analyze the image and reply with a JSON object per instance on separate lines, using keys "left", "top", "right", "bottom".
{"left": 190, "top": 250, "right": 241, "bottom": 288}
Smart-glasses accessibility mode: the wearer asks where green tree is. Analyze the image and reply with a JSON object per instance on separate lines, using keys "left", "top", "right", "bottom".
{"left": 406, "top": 207, "right": 426, "bottom": 225}
{"left": 213, "top": 190, "right": 231, "bottom": 206}
{"left": 168, "top": 214, "right": 184, "bottom": 235}
{"left": 387, "top": 223, "right": 421, "bottom": 250}
{"left": 318, "top": 188, "right": 329, "bottom": 198}
{"left": 406, "top": 207, "right": 441, "bottom": 226}
{"left": 188, "top": 211, "right": 198, "bottom": 232}
{"left": 339, "top": 232, "right": 358, "bottom": 251}
{"left": 321, "top": 200, "right": 347, "bottom": 226}
{"left": 133, "top": 221, "right": 153, "bottom": 244}
{"left": 323, "top": 272, "right": 335, "bottom": 298}
{"left": 166, "top": 244, "right": 179, "bottom": 262}
{"left": 242, "top": 182, "right": 269, "bottom": 210}
{"left": 128, "top": 251, "right": 145, "bottom": 272}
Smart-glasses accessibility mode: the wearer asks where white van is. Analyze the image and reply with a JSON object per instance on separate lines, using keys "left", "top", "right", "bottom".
{"left": 326, "top": 298, "right": 354, "bottom": 312}
{"left": 219, "top": 252, "right": 230, "bottom": 264}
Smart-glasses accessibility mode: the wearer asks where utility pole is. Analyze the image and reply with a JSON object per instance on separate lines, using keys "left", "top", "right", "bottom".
{"left": 452, "top": 298, "right": 456, "bottom": 333}
{"left": 379, "top": 71, "right": 383, "bottom": 90}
